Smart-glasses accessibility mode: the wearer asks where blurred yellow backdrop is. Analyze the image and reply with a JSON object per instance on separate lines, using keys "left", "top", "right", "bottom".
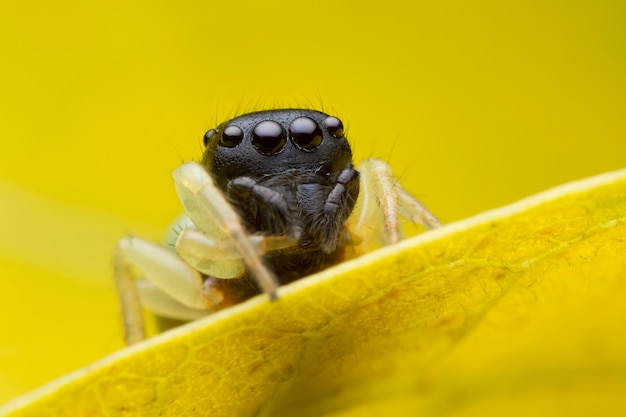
{"left": 0, "top": 0, "right": 624, "bottom": 404}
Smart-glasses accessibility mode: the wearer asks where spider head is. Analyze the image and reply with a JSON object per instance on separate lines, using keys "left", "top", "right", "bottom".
{"left": 202, "top": 109, "right": 353, "bottom": 190}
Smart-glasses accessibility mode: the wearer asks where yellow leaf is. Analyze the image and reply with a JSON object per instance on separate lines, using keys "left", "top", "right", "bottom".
{"left": 1, "top": 168, "right": 625, "bottom": 417}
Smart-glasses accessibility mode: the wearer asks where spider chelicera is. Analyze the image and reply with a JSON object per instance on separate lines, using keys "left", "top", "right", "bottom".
{"left": 114, "top": 109, "right": 441, "bottom": 344}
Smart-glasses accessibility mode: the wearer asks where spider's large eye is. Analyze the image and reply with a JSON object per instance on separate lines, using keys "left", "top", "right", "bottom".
{"left": 252, "top": 120, "right": 286, "bottom": 155}
{"left": 324, "top": 116, "right": 344, "bottom": 138}
{"left": 289, "top": 117, "right": 323, "bottom": 151}
{"left": 203, "top": 129, "right": 216, "bottom": 147}
{"left": 219, "top": 125, "right": 244, "bottom": 148}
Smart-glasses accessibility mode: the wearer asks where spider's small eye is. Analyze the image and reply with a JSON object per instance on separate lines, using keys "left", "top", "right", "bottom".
{"left": 219, "top": 125, "right": 244, "bottom": 148}
{"left": 203, "top": 129, "right": 216, "bottom": 147}
{"left": 324, "top": 116, "right": 344, "bottom": 138}
{"left": 252, "top": 120, "right": 286, "bottom": 155}
{"left": 289, "top": 117, "right": 323, "bottom": 151}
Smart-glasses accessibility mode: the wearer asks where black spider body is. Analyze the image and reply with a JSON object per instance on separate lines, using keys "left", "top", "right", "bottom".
{"left": 202, "top": 109, "right": 360, "bottom": 285}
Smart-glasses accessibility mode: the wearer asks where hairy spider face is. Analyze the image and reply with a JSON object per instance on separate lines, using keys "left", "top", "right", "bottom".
{"left": 202, "top": 109, "right": 353, "bottom": 191}
{"left": 200, "top": 109, "right": 359, "bottom": 282}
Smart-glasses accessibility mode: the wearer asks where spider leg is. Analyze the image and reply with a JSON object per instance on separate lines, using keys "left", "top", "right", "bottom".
{"left": 352, "top": 158, "right": 401, "bottom": 245}
{"left": 351, "top": 158, "right": 440, "bottom": 248}
{"left": 316, "top": 164, "right": 360, "bottom": 252}
{"left": 396, "top": 186, "right": 442, "bottom": 229}
{"left": 227, "top": 177, "right": 301, "bottom": 240}
{"left": 135, "top": 280, "right": 212, "bottom": 322}
{"left": 115, "top": 230, "right": 297, "bottom": 344}
{"left": 172, "top": 162, "right": 281, "bottom": 299}
{"left": 175, "top": 228, "right": 296, "bottom": 277}
{"left": 114, "top": 236, "right": 212, "bottom": 344}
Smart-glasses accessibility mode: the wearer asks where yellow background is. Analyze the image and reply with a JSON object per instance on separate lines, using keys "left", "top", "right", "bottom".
{"left": 0, "top": 0, "right": 624, "bottom": 404}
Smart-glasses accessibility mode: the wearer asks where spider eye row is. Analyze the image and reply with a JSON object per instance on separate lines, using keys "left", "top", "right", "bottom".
{"left": 204, "top": 116, "right": 344, "bottom": 154}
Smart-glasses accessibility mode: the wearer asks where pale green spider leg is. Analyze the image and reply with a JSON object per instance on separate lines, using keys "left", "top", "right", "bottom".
{"left": 349, "top": 158, "right": 441, "bottom": 249}
{"left": 115, "top": 162, "right": 296, "bottom": 344}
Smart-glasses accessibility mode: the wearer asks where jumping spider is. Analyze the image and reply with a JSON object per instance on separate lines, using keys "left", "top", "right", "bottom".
{"left": 115, "top": 109, "right": 440, "bottom": 344}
